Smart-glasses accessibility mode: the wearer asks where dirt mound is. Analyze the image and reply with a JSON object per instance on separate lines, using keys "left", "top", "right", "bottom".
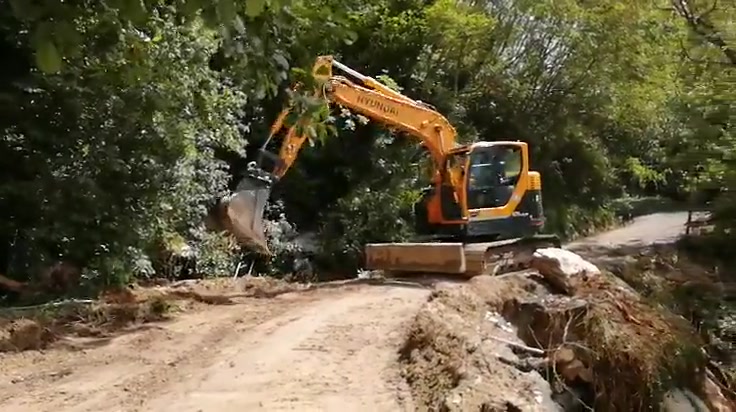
{"left": 0, "top": 295, "right": 177, "bottom": 351}
{"left": 0, "top": 274, "right": 315, "bottom": 354}
{"left": 145, "top": 275, "right": 309, "bottom": 301}
{"left": 0, "top": 318, "right": 54, "bottom": 351}
{"left": 399, "top": 276, "right": 562, "bottom": 411}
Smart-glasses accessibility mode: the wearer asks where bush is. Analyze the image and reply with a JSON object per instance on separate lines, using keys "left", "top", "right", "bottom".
{"left": 316, "top": 182, "right": 419, "bottom": 276}
{"left": 0, "top": 9, "right": 245, "bottom": 289}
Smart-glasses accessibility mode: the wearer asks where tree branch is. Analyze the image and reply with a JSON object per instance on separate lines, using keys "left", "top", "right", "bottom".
{"left": 672, "top": 0, "right": 736, "bottom": 65}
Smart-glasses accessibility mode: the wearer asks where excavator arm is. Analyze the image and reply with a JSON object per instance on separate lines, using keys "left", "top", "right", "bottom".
{"left": 263, "top": 56, "right": 459, "bottom": 181}
{"left": 227, "top": 56, "right": 470, "bottom": 255}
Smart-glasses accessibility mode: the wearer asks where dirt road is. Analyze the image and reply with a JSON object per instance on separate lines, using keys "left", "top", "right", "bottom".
{"left": 0, "top": 284, "right": 426, "bottom": 412}
{"left": 0, "top": 212, "right": 690, "bottom": 412}
{"left": 567, "top": 211, "right": 689, "bottom": 249}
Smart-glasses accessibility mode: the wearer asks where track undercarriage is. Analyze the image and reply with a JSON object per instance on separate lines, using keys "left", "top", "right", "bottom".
{"left": 364, "top": 234, "right": 560, "bottom": 278}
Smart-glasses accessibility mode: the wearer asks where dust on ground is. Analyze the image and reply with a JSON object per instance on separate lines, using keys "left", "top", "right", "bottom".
{"left": 0, "top": 276, "right": 430, "bottom": 412}
{"left": 1, "top": 211, "right": 732, "bottom": 412}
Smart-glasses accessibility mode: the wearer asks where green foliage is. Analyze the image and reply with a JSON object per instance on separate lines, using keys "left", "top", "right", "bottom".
{"left": 1, "top": 0, "right": 734, "bottom": 289}
{"left": 315, "top": 129, "right": 422, "bottom": 273}
{"left": 0, "top": 3, "right": 250, "bottom": 288}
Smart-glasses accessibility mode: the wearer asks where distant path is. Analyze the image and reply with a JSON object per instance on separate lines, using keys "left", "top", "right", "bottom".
{"left": 567, "top": 212, "right": 690, "bottom": 250}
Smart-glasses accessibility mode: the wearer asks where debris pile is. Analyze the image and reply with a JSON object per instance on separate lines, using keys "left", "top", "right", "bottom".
{"left": 0, "top": 318, "right": 53, "bottom": 352}
{"left": 400, "top": 247, "right": 736, "bottom": 411}
{"left": 399, "top": 279, "right": 562, "bottom": 411}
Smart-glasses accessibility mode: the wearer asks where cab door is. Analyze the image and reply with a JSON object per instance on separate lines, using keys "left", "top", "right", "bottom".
{"left": 466, "top": 143, "right": 528, "bottom": 219}
{"left": 439, "top": 151, "right": 468, "bottom": 222}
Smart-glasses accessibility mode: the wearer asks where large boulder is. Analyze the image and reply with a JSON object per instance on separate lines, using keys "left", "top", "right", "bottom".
{"left": 530, "top": 248, "right": 601, "bottom": 294}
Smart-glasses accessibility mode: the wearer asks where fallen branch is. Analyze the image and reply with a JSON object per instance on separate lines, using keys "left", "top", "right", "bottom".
{"left": 485, "top": 334, "right": 546, "bottom": 355}
{"left": 0, "top": 274, "right": 25, "bottom": 292}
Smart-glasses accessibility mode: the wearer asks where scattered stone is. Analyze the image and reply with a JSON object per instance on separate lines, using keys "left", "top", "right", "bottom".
{"left": 661, "top": 389, "right": 709, "bottom": 412}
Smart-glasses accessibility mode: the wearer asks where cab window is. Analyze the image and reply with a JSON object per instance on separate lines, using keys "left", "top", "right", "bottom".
{"left": 468, "top": 146, "right": 522, "bottom": 190}
{"left": 500, "top": 147, "right": 522, "bottom": 180}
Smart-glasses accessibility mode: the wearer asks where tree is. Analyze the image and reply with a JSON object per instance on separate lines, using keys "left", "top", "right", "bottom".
{"left": 1, "top": 0, "right": 734, "bottom": 291}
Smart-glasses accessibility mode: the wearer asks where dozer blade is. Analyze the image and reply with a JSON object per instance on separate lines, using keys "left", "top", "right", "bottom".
{"left": 462, "top": 236, "right": 559, "bottom": 276}
{"left": 364, "top": 235, "right": 561, "bottom": 277}
{"left": 364, "top": 243, "right": 467, "bottom": 274}
{"left": 225, "top": 172, "right": 273, "bottom": 255}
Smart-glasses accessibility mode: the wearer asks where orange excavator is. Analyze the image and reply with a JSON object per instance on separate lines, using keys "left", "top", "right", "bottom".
{"left": 228, "top": 56, "right": 559, "bottom": 277}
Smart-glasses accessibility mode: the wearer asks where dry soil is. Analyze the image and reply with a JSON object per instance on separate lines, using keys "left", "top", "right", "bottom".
{"left": 0, "top": 212, "right": 691, "bottom": 412}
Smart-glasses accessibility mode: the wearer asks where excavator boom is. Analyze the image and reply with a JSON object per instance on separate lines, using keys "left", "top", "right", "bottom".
{"left": 226, "top": 55, "right": 459, "bottom": 254}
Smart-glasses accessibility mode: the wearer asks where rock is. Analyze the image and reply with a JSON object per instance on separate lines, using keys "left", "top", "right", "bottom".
{"left": 552, "top": 347, "right": 576, "bottom": 364}
{"left": 502, "top": 294, "right": 589, "bottom": 348}
{"left": 661, "top": 389, "right": 709, "bottom": 412}
{"left": 531, "top": 248, "right": 601, "bottom": 294}
{"left": 551, "top": 347, "right": 593, "bottom": 383}
{"left": 559, "top": 359, "right": 593, "bottom": 383}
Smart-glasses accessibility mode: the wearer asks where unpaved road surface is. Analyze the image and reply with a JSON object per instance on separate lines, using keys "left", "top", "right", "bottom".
{"left": 0, "top": 212, "right": 690, "bottom": 412}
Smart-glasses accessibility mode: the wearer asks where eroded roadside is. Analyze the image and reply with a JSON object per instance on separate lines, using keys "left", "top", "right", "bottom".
{"left": 397, "top": 212, "right": 735, "bottom": 411}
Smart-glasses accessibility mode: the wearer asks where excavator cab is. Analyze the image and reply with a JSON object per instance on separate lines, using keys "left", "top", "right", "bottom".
{"left": 414, "top": 141, "right": 545, "bottom": 241}
{"left": 465, "top": 143, "right": 524, "bottom": 210}
{"left": 463, "top": 142, "right": 545, "bottom": 235}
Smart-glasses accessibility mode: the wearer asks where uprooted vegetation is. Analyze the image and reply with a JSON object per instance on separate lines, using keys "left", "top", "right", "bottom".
{"left": 579, "top": 240, "right": 736, "bottom": 380}
{"left": 399, "top": 247, "right": 736, "bottom": 411}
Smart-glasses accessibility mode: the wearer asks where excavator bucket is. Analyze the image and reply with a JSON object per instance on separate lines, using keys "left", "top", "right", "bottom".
{"left": 224, "top": 169, "right": 273, "bottom": 256}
